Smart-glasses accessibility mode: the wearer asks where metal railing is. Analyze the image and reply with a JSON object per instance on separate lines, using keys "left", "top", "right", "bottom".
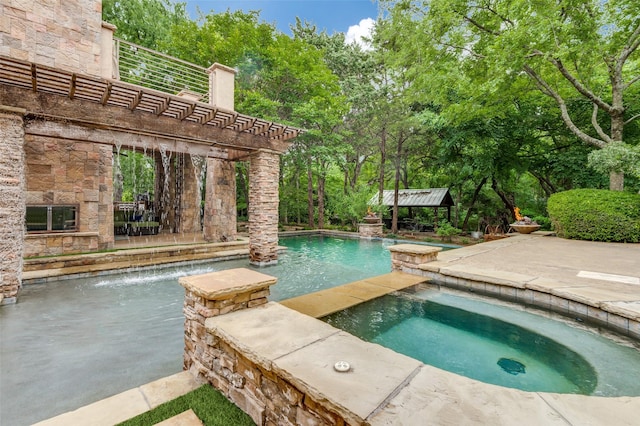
{"left": 113, "top": 38, "right": 210, "bottom": 103}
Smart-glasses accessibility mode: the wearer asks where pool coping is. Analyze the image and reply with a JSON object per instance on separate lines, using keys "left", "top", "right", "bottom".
{"left": 206, "top": 302, "right": 640, "bottom": 425}
{"left": 406, "top": 236, "right": 640, "bottom": 341}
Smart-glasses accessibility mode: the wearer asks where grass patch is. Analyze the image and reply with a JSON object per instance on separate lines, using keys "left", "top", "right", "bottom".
{"left": 117, "top": 384, "right": 255, "bottom": 426}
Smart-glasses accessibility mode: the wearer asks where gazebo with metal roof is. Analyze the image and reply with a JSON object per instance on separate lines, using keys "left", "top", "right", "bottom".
{"left": 373, "top": 188, "right": 454, "bottom": 229}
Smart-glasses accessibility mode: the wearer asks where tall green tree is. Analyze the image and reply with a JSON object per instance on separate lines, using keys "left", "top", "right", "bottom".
{"left": 103, "top": 0, "right": 189, "bottom": 49}
{"left": 380, "top": 0, "right": 640, "bottom": 190}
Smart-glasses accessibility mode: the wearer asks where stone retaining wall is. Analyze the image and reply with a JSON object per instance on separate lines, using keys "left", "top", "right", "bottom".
{"left": 180, "top": 268, "right": 353, "bottom": 425}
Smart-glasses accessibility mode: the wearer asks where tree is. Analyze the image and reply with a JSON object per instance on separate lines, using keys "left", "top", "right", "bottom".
{"left": 103, "top": 0, "right": 189, "bottom": 49}
{"left": 379, "top": 0, "right": 640, "bottom": 190}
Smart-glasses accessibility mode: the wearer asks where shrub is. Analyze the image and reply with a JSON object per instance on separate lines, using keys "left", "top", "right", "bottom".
{"left": 547, "top": 189, "right": 640, "bottom": 242}
{"left": 531, "top": 215, "right": 552, "bottom": 231}
{"left": 436, "top": 221, "right": 462, "bottom": 242}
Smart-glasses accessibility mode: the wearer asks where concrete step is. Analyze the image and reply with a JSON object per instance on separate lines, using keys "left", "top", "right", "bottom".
{"left": 280, "top": 271, "right": 428, "bottom": 318}
{"left": 156, "top": 409, "right": 203, "bottom": 426}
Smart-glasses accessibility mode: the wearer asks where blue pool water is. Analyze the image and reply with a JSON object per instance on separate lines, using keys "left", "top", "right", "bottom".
{"left": 2, "top": 234, "right": 639, "bottom": 425}
{"left": 324, "top": 288, "right": 640, "bottom": 396}
{"left": 0, "top": 235, "right": 420, "bottom": 425}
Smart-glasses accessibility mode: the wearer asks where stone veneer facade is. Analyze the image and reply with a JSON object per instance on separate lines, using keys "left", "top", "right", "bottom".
{"left": 23, "top": 130, "right": 114, "bottom": 257}
{"left": 248, "top": 150, "right": 280, "bottom": 265}
{"left": 204, "top": 158, "right": 237, "bottom": 242}
{"left": 357, "top": 223, "right": 383, "bottom": 238}
{"left": 0, "top": 0, "right": 104, "bottom": 76}
{"left": 180, "top": 269, "right": 353, "bottom": 425}
{"left": 0, "top": 109, "right": 26, "bottom": 303}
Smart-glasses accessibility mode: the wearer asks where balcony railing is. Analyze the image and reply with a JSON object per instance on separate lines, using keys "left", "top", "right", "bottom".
{"left": 113, "top": 38, "right": 210, "bottom": 103}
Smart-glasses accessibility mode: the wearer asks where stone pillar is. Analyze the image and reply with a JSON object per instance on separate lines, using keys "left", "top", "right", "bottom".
{"left": 248, "top": 150, "right": 279, "bottom": 266}
{"left": 388, "top": 244, "right": 442, "bottom": 274}
{"left": 358, "top": 222, "right": 383, "bottom": 238}
{"left": 207, "top": 63, "right": 237, "bottom": 110}
{"left": 180, "top": 154, "right": 201, "bottom": 234}
{"left": 203, "top": 158, "right": 237, "bottom": 242}
{"left": 0, "top": 108, "right": 26, "bottom": 305}
{"left": 100, "top": 21, "right": 117, "bottom": 79}
{"left": 179, "top": 268, "right": 276, "bottom": 380}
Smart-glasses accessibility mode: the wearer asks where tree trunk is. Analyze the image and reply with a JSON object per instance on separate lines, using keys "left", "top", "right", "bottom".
{"left": 378, "top": 126, "right": 387, "bottom": 204}
{"left": 610, "top": 171, "right": 624, "bottom": 191}
{"left": 317, "top": 172, "right": 325, "bottom": 229}
{"left": 461, "top": 177, "right": 487, "bottom": 231}
{"left": 391, "top": 134, "right": 404, "bottom": 234}
{"left": 306, "top": 158, "right": 315, "bottom": 228}
{"left": 491, "top": 178, "right": 516, "bottom": 226}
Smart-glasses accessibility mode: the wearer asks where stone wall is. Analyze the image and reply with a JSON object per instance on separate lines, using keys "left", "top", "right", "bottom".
{"left": 180, "top": 154, "right": 203, "bottom": 234}
{"left": 180, "top": 269, "right": 353, "bottom": 426}
{"left": 0, "top": 109, "right": 26, "bottom": 304}
{"left": 358, "top": 223, "right": 383, "bottom": 238}
{"left": 0, "top": 0, "right": 104, "bottom": 76}
{"left": 204, "top": 158, "right": 237, "bottom": 242}
{"left": 248, "top": 150, "right": 279, "bottom": 265}
{"left": 388, "top": 243, "right": 441, "bottom": 274}
{"left": 24, "top": 132, "right": 113, "bottom": 257}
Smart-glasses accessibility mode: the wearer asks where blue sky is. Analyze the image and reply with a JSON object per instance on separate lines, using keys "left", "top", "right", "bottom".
{"left": 184, "top": 1, "right": 379, "bottom": 38}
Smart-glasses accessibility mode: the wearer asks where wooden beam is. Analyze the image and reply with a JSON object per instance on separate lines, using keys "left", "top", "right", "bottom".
{"left": 198, "top": 108, "right": 217, "bottom": 124}
{"left": 178, "top": 103, "right": 195, "bottom": 121}
{"left": 235, "top": 117, "right": 257, "bottom": 132}
{"left": 68, "top": 74, "right": 77, "bottom": 99}
{"left": 156, "top": 98, "right": 169, "bottom": 115}
{"left": 101, "top": 81, "right": 112, "bottom": 105}
{"left": 1, "top": 84, "right": 290, "bottom": 153}
{"left": 129, "top": 90, "right": 143, "bottom": 110}
{"left": 30, "top": 63, "right": 37, "bottom": 92}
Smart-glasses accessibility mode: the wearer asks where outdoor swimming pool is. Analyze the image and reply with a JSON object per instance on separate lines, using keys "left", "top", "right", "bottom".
{"left": 0, "top": 235, "right": 419, "bottom": 425}
{"left": 2, "top": 234, "right": 639, "bottom": 425}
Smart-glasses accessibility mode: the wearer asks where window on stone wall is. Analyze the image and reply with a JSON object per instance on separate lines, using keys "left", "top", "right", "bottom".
{"left": 26, "top": 206, "right": 77, "bottom": 232}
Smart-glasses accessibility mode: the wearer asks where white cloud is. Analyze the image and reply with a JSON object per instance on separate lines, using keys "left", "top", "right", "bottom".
{"left": 345, "top": 18, "right": 375, "bottom": 50}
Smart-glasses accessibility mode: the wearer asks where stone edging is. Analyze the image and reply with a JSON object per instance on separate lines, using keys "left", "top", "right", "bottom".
{"left": 388, "top": 244, "right": 640, "bottom": 341}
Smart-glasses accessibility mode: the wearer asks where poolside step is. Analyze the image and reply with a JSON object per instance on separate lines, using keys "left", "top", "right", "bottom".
{"left": 156, "top": 409, "right": 203, "bottom": 426}
{"left": 33, "top": 372, "right": 201, "bottom": 426}
{"left": 280, "top": 271, "right": 428, "bottom": 318}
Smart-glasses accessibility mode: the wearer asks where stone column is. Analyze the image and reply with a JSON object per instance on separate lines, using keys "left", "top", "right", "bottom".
{"left": 248, "top": 150, "right": 279, "bottom": 266}
{"left": 0, "top": 107, "right": 26, "bottom": 305}
{"left": 207, "top": 63, "right": 236, "bottom": 110}
{"left": 203, "top": 158, "right": 237, "bottom": 242}
{"left": 179, "top": 268, "right": 276, "bottom": 379}
{"left": 180, "top": 154, "right": 201, "bottom": 234}
{"left": 388, "top": 244, "right": 442, "bottom": 274}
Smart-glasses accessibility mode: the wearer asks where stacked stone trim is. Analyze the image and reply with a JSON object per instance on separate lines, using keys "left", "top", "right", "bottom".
{"left": 204, "top": 158, "right": 237, "bottom": 242}
{"left": 388, "top": 243, "right": 442, "bottom": 274}
{"left": 180, "top": 268, "right": 275, "bottom": 382}
{"left": 358, "top": 223, "right": 383, "bottom": 238}
{"left": 0, "top": 110, "right": 26, "bottom": 304}
{"left": 180, "top": 268, "right": 355, "bottom": 425}
{"left": 248, "top": 150, "right": 279, "bottom": 265}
